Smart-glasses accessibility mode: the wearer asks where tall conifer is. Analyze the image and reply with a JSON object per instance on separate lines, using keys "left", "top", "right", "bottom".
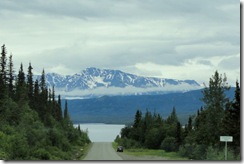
{"left": 27, "top": 63, "right": 34, "bottom": 100}
{"left": 64, "top": 100, "right": 69, "bottom": 119}
{"left": 7, "top": 54, "right": 15, "bottom": 98}
{"left": 0, "top": 44, "right": 7, "bottom": 99}
{"left": 15, "top": 63, "right": 27, "bottom": 101}
{"left": 199, "top": 71, "right": 230, "bottom": 146}
{"left": 0, "top": 44, "right": 7, "bottom": 84}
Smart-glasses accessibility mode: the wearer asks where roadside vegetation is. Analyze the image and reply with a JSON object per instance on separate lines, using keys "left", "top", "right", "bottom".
{"left": 115, "top": 71, "right": 240, "bottom": 160}
{"left": 0, "top": 45, "right": 91, "bottom": 160}
{"left": 113, "top": 142, "right": 187, "bottom": 160}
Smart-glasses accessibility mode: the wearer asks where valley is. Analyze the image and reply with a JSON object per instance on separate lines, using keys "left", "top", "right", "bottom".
{"left": 66, "top": 88, "right": 235, "bottom": 125}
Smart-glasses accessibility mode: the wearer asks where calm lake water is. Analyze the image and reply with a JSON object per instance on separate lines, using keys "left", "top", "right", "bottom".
{"left": 73, "top": 123, "right": 125, "bottom": 142}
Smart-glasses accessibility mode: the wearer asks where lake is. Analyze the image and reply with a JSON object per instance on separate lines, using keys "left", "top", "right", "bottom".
{"left": 73, "top": 123, "right": 125, "bottom": 142}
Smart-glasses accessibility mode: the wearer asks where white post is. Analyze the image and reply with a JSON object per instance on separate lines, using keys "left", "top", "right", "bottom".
{"left": 225, "top": 141, "right": 227, "bottom": 160}
{"left": 220, "top": 136, "right": 232, "bottom": 160}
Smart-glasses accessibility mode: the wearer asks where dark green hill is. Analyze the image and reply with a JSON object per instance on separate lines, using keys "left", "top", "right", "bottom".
{"left": 66, "top": 88, "right": 235, "bottom": 124}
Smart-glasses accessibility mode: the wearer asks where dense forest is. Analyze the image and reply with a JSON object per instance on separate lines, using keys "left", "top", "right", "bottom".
{"left": 0, "top": 44, "right": 91, "bottom": 160}
{"left": 115, "top": 71, "right": 240, "bottom": 160}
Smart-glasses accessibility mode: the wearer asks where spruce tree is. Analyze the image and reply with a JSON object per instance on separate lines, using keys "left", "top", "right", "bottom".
{"left": 166, "top": 107, "right": 178, "bottom": 125}
{"left": 0, "top": 44, "right": 7, "bottom": 85}
{"left": 57, "top": 95, "right": 62, "bottom": 121}
{"left": 15, "top": 63, "right": 27, "bottom": 102}
{"left": 133, "top": 110, "right": 142, "bottom": 128}
{"left": 175, "top": 121, "right": 182, "bottom": 151}
{"left": 199, "top": 71, "right": 230, "bottom": 146}
{"left": 7, "top": 54, "right": 15, "bottom": 98}
{"left": 33, "top": 79, "right": 40, "bottom": 114}
{"left": 40, "top": 69, "right": 46, "bottom": 94}
{"left": 39, "top": 69, "right": 49, "bottom": 122}
{"left": 222, "top": 81, "right": 240, "bottom": 154}
{"left": 0, "top": 75, "right": 5, "bottom": 100}
{"left": 187, "top": 116, "right": 192, "bottom": 132}
{"left": 0, "top": 44, "right": 7, "bottom": 99}
{"left": 27, "top": 63, "right": 34, "bottom": 100}
{"left": 64, "top": 100, "right": 69, "bottom": 120}
{"left": 52, "top": 85, "right": 56, "bottom": 117}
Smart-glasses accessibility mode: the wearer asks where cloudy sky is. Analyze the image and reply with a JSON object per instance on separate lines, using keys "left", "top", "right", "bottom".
{"left": 0, "top": 0, "right": 240, "bottom": 86}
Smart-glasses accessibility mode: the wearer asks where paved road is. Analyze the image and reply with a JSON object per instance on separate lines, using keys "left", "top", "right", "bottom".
{"left": 84, "top": 142, "right": 123, "bottom": 160}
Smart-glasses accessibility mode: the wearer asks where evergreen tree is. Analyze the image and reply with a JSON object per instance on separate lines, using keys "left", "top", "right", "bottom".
{"left": 133, "top": 110, "right": 142, "bottom": 128}
{"left": 0, "top": 44, "right": 7, "bottom": 99}
{"left": 15, "top": 63, "right": 27, "bottom": 102}
{"left": 0, "top": 75, "right": 5, "bottom": 100}
{"left": 33, "top": 79, "right": 40, "bottom": 109}
{"left": 34, "top": 79, "right": 40, "bottom": 98}
{"left": 27, "top": 63, "right": 34, "bottom": 100}
{"left": 175, "top": 121, "right": 182, "bottom": 151}
{"left": 57, "top": 95, "right": 62, "bottom": 121}
{"left": 64, "top": 100, "right": 69, "bottom": 120}
{"left": 199, "top": 71, "right": 230, "bottom": 146}
{"left": 166, "top": 107, "right": 178, "bottom": 125}
{"left": 0, "top": 44, "right": 7, "bottom": 85}
{"left": 7, "top": 54, "right": 15, "bottom": 98}
{"left": 39, "top": 69, "right": 49, "bottom": 122}
{"left": 222, "top": 81, "right": 240, "bottom": 154}
{"left": 40, "top": 69, "right": 47, "bottom": 95}
{"left": 187, "top": 116, "right": 192, "bottom": 132}
{"left": 52, "top": 85, "right": 56, "bottom": 117}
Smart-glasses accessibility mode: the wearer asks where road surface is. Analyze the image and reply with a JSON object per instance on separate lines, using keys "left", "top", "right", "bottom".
{"left": 84, "top": 142, "right": 123, "bottom": 160}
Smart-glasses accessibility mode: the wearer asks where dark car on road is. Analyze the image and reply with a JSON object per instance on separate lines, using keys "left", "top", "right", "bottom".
{"left": 117, "top": 146, "right": 123, "bottom": 152}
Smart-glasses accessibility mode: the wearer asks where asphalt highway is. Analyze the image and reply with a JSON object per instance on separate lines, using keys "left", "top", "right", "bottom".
{"left": 84, "top": 142, "right": 123, "bottom": 160}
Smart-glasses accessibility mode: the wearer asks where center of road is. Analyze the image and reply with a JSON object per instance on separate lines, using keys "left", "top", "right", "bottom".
{"left": 84, "top": 142, "right": 123, "bottom": 160}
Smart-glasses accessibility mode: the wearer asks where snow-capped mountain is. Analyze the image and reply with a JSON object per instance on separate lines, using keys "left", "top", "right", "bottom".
{"left": 34, "top": 67, "right": 202, "bottom": 98}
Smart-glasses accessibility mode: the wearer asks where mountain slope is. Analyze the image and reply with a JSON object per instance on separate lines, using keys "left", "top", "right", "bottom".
{"left": 35, "top": 67, "right": 202, "bottom": 97}
{"left": 65, "top": 88, "right": 235, "bottom": 124}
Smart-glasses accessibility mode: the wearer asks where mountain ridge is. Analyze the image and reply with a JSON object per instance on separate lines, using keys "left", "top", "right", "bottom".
{"left": 66, "top": 88, "right": 235, "bottom": 124}
{"left": 34, "top": 67, "right": 202, "bottom": 98}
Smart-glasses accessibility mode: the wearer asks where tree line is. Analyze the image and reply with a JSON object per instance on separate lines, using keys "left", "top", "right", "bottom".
{"left": 0, "top": 44, "right": 91, "bottom": 160}
{"left": 115, "top": 71, "right": 240, "bottom": 160}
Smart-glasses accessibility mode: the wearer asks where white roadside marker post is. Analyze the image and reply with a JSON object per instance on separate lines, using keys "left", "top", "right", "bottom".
{"left": 220, "top": 136, "right": 233, "bottom": 160}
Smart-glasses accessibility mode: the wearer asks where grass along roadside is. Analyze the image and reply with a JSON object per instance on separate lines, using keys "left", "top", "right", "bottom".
{"left": 74, "top": 143, "right": 93, "bottom": 160}
{"left": 112, "top": 142, "right": 188, "bottom": 160}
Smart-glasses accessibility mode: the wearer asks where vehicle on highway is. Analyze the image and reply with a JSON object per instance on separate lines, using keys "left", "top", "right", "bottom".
{"left": 117, "top": 146, "right": 123, "bottom": 152}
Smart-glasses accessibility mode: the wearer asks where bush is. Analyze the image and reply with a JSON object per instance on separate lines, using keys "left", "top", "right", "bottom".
{"left": 206, "top": 146, "right": 240, "bottom": 160}
{"left": 179, "top": 144, "right": 195, "bottom": 159}
{"left": 7, "top": 134, "right": 30, "bottom": 160}
{"left": 31, "top": 148, "right": 51, "bottom": 160}
{"left": 161, "top": 137, "right": 177, "bottom": 152}
{"left": 191, "top": 144, "right": 207, "bottom": 160}
{"left": 119, "top": 138, "right": 141, "bottom": 149}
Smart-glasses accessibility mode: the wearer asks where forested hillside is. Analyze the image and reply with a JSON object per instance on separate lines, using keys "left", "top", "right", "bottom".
{"left": 0, "top": 45, "right": 91, "bottom": 160}
{"left": 115, "top": 71, "right": 240, "bottom": 160}
{"left": 67, "top": 88, "right": 235, "bottom": 124}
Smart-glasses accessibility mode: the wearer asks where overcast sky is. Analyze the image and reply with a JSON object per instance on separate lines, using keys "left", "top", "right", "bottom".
{"left": 0, "top": 0, "right": 240, "bottom": 86}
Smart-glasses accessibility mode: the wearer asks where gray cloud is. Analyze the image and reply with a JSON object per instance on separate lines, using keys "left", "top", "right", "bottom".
{"left": 0, "top": 0, "right": 240, "bottom": 85}
{"left": 218, "top": 55, "right": 240, "bottom": 70}
{"left": 197, "top": 60, "right": 213, "bottom": 66}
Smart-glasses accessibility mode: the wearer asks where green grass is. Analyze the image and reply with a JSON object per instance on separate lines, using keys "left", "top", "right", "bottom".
{"left": 112, "top": 142, "right": 118, "bottom": 150}
{"left": 112, "top": 142, "right": 188, "bottom": 160}
{"left": 76, "top": 143, "right": 93, "bottom": 160}
{"left": 125, "top": 149, "right": 188, "bottom": 160}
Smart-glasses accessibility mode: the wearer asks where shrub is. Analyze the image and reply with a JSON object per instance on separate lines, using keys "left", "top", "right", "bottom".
{"left": 32, "top": 148, "right": 51, "bottom": 160}
{"left": 192, "top": 144, "right": 207, "bottom": 160}
{"left": 206, "top": 146, "right": 241, "bottom": 160}
{"left": 161, "top": 137, "right": 177, "bottom": 152}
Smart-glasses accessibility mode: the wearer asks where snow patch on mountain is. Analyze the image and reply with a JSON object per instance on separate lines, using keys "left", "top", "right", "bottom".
{"left": 34, "top": 67, "right": 203, "bottom": 98}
